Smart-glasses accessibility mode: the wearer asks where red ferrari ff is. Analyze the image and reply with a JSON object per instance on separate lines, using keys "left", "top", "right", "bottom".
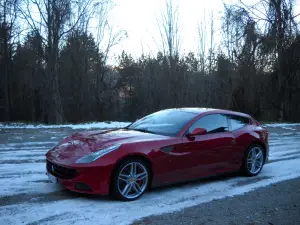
{"left": 46, "top": 108, "right": 269, "bottom": 201}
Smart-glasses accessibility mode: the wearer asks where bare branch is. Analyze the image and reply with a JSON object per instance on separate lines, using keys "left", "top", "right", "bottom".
{"left": 156, "top": 0, "right": 181, "bottom": 58}
{"left": 59, "top": 0, "right": 93, "bottom": 38}
{"left": 31, "top": 0, "right": 47, "bottom": 25}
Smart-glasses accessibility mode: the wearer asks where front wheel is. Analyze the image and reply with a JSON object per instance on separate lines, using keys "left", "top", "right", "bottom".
{"left": 111, "top": 159, "right": 149, "bottom": 201}
{"left": 242, "top": 145, "right": 265, "bottom": 176}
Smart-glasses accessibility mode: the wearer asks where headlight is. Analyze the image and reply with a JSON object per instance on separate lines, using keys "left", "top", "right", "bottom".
{"left": 75, "top": 144, "right": 121, "bottom": 164}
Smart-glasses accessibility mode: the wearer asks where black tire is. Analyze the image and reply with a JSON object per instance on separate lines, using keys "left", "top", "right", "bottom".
{"left": 241, "top": 144, "right": 265, "bottom": 177}
{"left": 111, "top": 158, "right": 150, "bottom": 201}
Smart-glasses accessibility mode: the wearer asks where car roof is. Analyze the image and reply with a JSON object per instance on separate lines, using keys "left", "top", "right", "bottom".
{"left": 165, "top": 107, "right": 252, "bottom": 118}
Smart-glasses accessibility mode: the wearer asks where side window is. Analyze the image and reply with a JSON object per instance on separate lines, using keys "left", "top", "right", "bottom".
{"left": 188, "top": 114, "right": 229, "bottom": 134}
{"left": 226, "top": 115, "right": 250, "bottom": 131}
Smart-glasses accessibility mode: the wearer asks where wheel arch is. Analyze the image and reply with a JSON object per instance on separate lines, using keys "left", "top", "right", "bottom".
{"left": 109, "top": 154, "right": 154, "bottom": 193}
{"left": 245, "top": 140, "right": 267, "bottom": 163}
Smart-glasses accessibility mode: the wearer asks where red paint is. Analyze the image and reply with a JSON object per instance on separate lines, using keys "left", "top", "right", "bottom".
{"left": 46, "top": 108, "right": 269, "bottom": 195}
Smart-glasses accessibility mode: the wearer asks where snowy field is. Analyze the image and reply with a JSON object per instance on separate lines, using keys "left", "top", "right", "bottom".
{"left": 0, "top": 122, "right": 300, "bottom": 225}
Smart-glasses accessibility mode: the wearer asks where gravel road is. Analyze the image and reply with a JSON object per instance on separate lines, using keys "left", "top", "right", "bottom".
{"left": 134, "top": 177, "right": 300, "bottom": 225}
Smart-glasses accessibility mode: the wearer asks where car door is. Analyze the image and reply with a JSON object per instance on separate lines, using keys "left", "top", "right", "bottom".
{"left": 225, "top": 114, "right": 252, "bottom": 168}
{"left": 174, "top": 113, "right": 237, "bottom": 178}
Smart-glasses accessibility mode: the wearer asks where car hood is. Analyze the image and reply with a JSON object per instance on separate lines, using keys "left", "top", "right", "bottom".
{"left": 46, "top": 129, "right": 169, "bottom": 165}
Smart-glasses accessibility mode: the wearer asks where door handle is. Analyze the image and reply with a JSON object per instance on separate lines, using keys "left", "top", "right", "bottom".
{"left": 232, "top": 140, "right": 236, "bottom": 144}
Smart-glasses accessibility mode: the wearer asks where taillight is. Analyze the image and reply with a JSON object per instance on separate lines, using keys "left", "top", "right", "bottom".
{"left": 261, "top": 129, "right": 268, "bottom": 141}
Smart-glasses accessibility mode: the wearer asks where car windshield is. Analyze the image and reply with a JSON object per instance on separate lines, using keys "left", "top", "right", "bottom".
{"left": 127, "top": 109, "right": 197, "bottom": 136}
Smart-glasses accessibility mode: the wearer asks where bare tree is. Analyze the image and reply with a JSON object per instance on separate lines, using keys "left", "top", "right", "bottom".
{"left": 152, "top": 0, "right": 182, "bottom": 106}
{"left": 266, "top": 0, "right": 298, "bottom": 121}
{"left": 0, "top": 0, "right": 19, "bottom": 121}
{"left": 197, "top": 10, "right": 216, "bottom": 74}
{"left": 93, "top": 1, "right": 127, "bottom": 63}
{"left": 157, "top": 0, "right": 181, "bottom": 60}
{"left": 86, "top": 1, "right": 127, "bottom": 114}
{"left": 235, "top": 0, "right": 299, "bottom": 120}
{"left": 197, "top": 9, "right": 207, "bottom": 73}
{"left": 18, "top": 0, "right": 94, "bottom": 123}
{"left": 208, "top": 11, "right": 215, "bottom": 75}
{"left": 222, "top": 4, "right": 250, "bottom": 63}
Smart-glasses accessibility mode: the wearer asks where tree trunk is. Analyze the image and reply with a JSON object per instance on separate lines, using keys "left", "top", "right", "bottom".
{"left": 51, "top": 64, "right": 63, "bottom": 124}
{"left": 278, "top": 100, "right": 284, "bottom": 122}
{"left": 3, "top": 25, "right": 10, "bottom": 121}
{"left": 47, "top": 54, "right": 63, "bottom": 124}
{"left": 273, "top": 0, "right": 285, "bottom": 122}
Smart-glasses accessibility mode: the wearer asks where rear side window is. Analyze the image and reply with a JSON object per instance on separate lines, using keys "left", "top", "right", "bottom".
{"left": 226, "top": 115, "right": 250, "bottom": 131}
{"left": 188, "top": 114, "right": 229, "bottom": 134}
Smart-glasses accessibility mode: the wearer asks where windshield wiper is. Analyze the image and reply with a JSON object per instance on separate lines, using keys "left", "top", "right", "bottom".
{"left": 129, "top": 128, "right": 156, "bottom": 134}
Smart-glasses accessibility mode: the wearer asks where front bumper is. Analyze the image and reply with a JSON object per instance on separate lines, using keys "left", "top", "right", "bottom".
{"left": 46, "top": 160, "right": 113, "bottom": 195}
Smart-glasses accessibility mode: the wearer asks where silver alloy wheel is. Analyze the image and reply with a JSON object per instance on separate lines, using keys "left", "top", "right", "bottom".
{"left": 117, "top": 162, "right": 148, "bottom": 199}
{"left": 247, "top": 147, "right": 264, "bottom": 174}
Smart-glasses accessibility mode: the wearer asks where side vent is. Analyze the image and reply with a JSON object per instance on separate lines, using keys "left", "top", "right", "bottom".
{"left": 160, "top": 146, "right": 174, "bottom": 153}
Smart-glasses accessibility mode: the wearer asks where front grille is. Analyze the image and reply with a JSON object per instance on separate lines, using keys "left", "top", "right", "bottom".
{"left": 47, "top": 160, "right": 77, "bottom": 179}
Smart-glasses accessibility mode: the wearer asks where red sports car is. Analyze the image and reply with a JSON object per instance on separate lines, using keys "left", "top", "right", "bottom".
{"left": 46, "top": 108, "right": 269, "bottom": 201}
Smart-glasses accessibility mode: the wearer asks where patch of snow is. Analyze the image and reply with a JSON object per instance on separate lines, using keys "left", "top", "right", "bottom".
{"left": 270, "top": 132, "right": 300, "bottom": 137}
{"left": 0, "top": 146, "right": 49, "bottom": 151}
{"left": 0, "top": 163, "right": 58, "bottom": 196}
{"left": 263, "top": 123, "right": 300, "bottom": 127}
{"left": 280, "top": 133, "right": 293, "bottom": 136}
{"left": 0, "top": 181, "right": 63, "bottom": 196}
{"left": 0, "top": 142, "right": 57, "bottom": 148}
{"left": 0, "top": 121, "right": 131, "bottom": 130}
{"left": 0, "top": 150, "right": 46, "bottom": 156}
{"left": 3, "top": 121, "right": 299, "bottom": 131}
{"left": 269, "top": 153, "right": 300, "bottom": 160}
{"left": 0, "top": 155, "right": 45, "bottom": 161}
{"left": 44, "top": 130, "right": 66, "bottom": 134}
{"left": 0, "top": 173, "right": 63, "bottom": 196}
{"left": 13, "top": 137, "right": 23, "bottom": 140}
{"left": 0, "top": 162, "right": 46, "bottom": 173}
{"left": 281, "top": 127, "right": 296, "bottom": 130}
{"left": 269, "top": 140, "right": 300, "bottom": 146}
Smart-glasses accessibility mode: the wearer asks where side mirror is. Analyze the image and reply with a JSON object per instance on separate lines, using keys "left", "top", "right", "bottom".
{"left": 187, "top": 128, "right": 207, "bottom": 137}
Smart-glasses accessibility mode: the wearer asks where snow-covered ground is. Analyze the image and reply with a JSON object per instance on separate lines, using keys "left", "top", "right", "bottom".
{"left": 0, "top": 121, "right": 131, "bottom": 130}
{"left": 0, "top": 124, "right": 300, "bottom": 225}
{"left": 1, "top": 121, "right": 299, "bottom": 129}
{"left": 263, "top": 123, "right": 300, "bottom": 127}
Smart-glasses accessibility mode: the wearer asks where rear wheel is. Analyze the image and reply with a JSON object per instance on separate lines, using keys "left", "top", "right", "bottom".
{"left": 242, "top": 145, "right": 264, "bottom": 176}
{"left": 111, "top": 159, "right": 149, "bottom": 201}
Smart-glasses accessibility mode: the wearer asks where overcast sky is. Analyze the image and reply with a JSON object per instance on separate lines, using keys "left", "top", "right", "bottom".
{"left": 103, "top": 0, "right": 300, "bottom": 64}
{"left": 104, "top": 0, "right": 234, "bottom": 63}
{"left": 27, "top": 0, "right": 300, "bottom": 64}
